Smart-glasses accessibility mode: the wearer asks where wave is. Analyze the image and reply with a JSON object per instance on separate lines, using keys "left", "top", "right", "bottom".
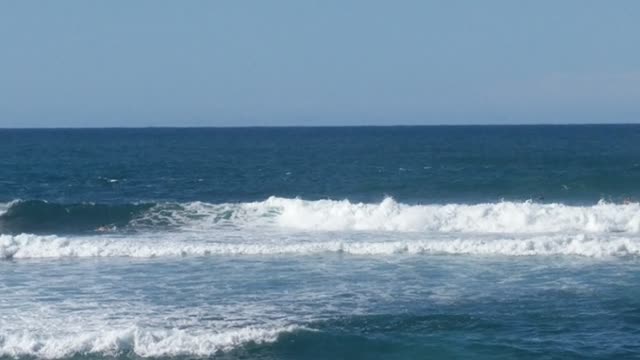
{"left": 0, "top": 200, "right": 11, "bottom": 216}
{"left": 0, "top": 325, "right": 301, "bottom": 359}
{"left": 2, "top": 233, "right": 639, "bottom": 259}
{"left": 2, "top": 197, "right": 640, "bottom": 235}
{"left": 265, "top": 197, "right": 640, "bottom": 233}
{"left": 0, "top": 200, "right": 153, "bottom": 234}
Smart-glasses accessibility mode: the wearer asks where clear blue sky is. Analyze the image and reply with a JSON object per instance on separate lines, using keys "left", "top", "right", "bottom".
{"left": 1, "top": 1, "right": 639, "bottom": 127}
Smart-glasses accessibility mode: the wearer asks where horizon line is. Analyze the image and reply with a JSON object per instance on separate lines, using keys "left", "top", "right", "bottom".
{"left": 1, "top": 121, "right": 640, "bottom": 130}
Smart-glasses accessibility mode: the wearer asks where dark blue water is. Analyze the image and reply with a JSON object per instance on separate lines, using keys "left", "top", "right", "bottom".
{"left": 1, "top": 125, "right": 640, "bottom": 359}
{"left": 2, "top": 125, "right": 640, "bottom": 205}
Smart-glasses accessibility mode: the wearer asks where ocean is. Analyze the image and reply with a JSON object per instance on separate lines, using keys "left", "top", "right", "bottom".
{"left": 1, "top": 125, "right": 640, "bottom": 359}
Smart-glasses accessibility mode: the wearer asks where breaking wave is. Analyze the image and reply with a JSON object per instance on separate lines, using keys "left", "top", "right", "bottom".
{"left": 264, "top": 197, "right": 640, "bottom": 233}
{"left": 3, "top": 197, "right": 640, "bottom": 235}
{"left": 2, "top": 233, "right": 639, "bottom": 259}
{"left": 0, "top": 325, "right": 301, "bottom": 359}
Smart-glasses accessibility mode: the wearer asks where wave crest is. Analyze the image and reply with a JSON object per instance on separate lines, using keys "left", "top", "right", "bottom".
{"left": 263, "top": 197, "right": 640, "bottom": 233}
{"left": 2, "top": 233, "right": 639, "bottom": 259}
{"left": 2, "top": 197, "right": 640, "bottom": 235}
{"left": 0, "top": 325, "right": 300, "bottom": 359}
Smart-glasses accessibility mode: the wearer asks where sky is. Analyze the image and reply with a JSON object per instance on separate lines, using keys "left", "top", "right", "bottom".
{"left": 1, "top": 1, "right": 639, "bottom": 127}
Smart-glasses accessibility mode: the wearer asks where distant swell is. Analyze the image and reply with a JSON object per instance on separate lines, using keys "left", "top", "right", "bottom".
{"left": 2, "top": 197, "right": 640, "bottom": 235}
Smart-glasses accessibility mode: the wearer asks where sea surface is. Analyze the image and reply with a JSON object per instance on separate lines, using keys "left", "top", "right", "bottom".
{"left": 1, "top": 125, "right": 640, "bottom": 359}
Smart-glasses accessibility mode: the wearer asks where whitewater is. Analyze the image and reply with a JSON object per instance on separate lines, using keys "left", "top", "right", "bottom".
{"left": 2, "top": 197, "right": 640, "bottom": 260}
{"left": 6, "top": 198, "right": 638, "bottom": 358}
{"left": 6, "top": 196, "right": 640, "bottom": 234}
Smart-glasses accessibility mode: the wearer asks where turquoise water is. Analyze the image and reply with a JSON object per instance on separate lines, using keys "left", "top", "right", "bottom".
{"left": 1, "top": 126, "right": 640, "bottom": 359}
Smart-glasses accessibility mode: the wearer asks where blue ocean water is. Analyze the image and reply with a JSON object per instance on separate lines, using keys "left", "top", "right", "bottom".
{"left": 1, "top": 125, "right": 640, "bottom": 359}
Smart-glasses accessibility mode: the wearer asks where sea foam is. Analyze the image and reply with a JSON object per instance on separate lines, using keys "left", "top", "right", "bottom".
{"left": 2, "top": 232, "right": 639, "bottom": 259}
{"left": 2, "top": 197, "right": 640, "bottom": 259}
{"left": 261, "top": 197, "right": 640, "bottom": 233}
{"left": 133, "top": 197, "right": 640, "bottom": 234}
{"left": 0, "top": 325, "right": 299, "bottom": 359}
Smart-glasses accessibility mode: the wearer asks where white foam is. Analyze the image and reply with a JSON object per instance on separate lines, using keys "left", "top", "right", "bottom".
{"left": 0, "top": 325, "right": 299, "bottom": 359}
{"left": 259, "top": 197, "right": 640, "bottom": 233}
{"left": 4, "top": 197, "right": 640, "bottom": 259}
{"left": 134, "top": 197, "right": 640, "bottom": 234}
{"left": 2, "top": 232, "right": 639, "bottom": 259}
